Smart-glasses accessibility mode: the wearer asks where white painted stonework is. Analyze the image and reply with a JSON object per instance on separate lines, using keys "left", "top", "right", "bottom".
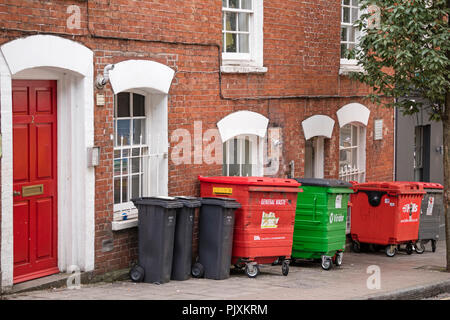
{"left": 217, "top": 110, "right": 269, "bottom": 143}
{"left": 109, "top": 60, "right": 175, "bottom": 95}
{"left": 110, "top": 60, "right": 175, "bottom": 231}
{"left": 0, "top": 35, "right": 94, "bottom": 290}
{"left": 336, "top": 103, "right": 371, "bottom": 128}
{"left": 302, "top": 115, "right": 335, "bottom": 140}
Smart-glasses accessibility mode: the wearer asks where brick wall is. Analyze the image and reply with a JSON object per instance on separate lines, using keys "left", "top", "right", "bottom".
{"left": 0, "top": 0, "right": 394, "bottom": 277}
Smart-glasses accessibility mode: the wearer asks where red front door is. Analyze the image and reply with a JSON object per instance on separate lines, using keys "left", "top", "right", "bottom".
{"left": 12, "top": 80, "right": 59, "bottom": 284}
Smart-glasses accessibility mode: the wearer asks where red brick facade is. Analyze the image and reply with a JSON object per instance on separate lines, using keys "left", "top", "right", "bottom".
{"left": 0, "top": 0, "right": 394, "bottom": 280}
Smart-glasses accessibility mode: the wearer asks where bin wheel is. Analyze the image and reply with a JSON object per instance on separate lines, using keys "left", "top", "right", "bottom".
{"left": 415, "top": 241, "right": 425, "bottom": 254}
{"left": 281, "top": 261, "right": 289, "bottom": 276}
{"left": 352, "top": 240, "right": 361, "bottom": 253}
{"left": 431, "top": 240, "right": 437, "bottom": 253}
{"left": 334, "top": 252, "right": 343, "bottom": 266}
{"left": 385, "top": 245, "right": 397, "bottom": 257}
{"left": 245, "top": 264, "right": 260, "bottom": 278}
{"left": 130, "top": 265, "right": 145, "bottom": 283}
{"left": 406, "top": 243, "right": 414, "bottom": 255}
{"left": 191, "top": 262, "right": 204, "bottom": 278}
{"left": 321, "top": 256, "right": 333, "bottom": 271}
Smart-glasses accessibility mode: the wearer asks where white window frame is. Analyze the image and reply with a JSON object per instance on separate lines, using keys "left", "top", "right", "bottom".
{"left": 221, "top": 0, "right": 267, "bottom": 73}
{"left": 113, "top": 90, "right": 151, "bottom": 220}
{"left": 339, "top": 123, "right": 366, "bottom": 182}
{"left": 340, "top": 0, "right": 365, "bottom": 74}
{"left": 223, "top": 134, "right": 264, "bottom": 177}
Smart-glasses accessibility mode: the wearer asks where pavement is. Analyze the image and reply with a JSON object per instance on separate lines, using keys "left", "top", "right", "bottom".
{"left": 3, "top": 242, "right": 450, "bottom": 300}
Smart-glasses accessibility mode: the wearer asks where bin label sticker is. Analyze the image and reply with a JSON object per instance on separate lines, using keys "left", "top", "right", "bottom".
{"left": 402, "top": 203, "right": 418, "bottom": 213}
{"left": 261, "top": 212, "right": 280, "bottom": 229}
{"left": 167, "top": 215, "right": 175, "bottom": 226}
{"left": 213, "top": 187, "right": 233, "bottom": 195}
{"left": 329, "top": 212, "right": 345, "bottom": 224}
{"left": 335, "top": 195, "right": 342, "bottom": 209}
{"left": 426, "top": 197, "right": 434, "bottom": 216}
{"left": 260, "top": 199, "right": 289, "bottom": 206}
{"left": 385, "top": 198, "right": 390, "bottom": 204}
{"left": 390, "top": 202, "right": 395, "bottom": 206}
{"left": 254, "top": 235, "right": 286, "bottom": 241}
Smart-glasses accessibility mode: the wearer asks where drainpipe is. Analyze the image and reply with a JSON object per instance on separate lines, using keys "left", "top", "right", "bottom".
{"left": 393, "top": 100, "right": 397, "bottom": 181}
{"left": 95, "top": 64, "right": 115, "bottom": 90}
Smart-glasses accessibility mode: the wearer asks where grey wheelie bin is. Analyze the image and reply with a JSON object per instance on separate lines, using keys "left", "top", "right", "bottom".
{"left": 130, "top": 196, "right": 183, "bottom": 284}
{"left": 414, "top": 183, "right": 444, "bottom": 253}
{"left": 191, "top": 197, "right": 241, "bottom": 280}
{"left": 171, "top": 196, "right": 202, "bottom": 281}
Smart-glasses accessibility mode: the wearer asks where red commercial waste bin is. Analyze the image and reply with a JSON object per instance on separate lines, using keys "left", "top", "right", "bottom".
{"left": 198, "top": 176, "right": 301, "bottom": 278}
{"left": 350, "top": 181, "right": 425, "bottom": 257}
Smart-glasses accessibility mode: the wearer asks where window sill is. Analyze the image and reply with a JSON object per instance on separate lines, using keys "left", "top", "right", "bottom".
{"left": 220, "top": 65, "right": 268, "bottom": 74}
{"left": 112, "top": 219, "right": 138, "bottom": 231}
{"left": 339, "top": 63, "right": 364, "bottom": 75}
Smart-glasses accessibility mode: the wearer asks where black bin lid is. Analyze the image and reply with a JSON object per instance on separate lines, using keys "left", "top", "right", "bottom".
{"left": 294, "top": 178, "right": 353, "bottom": 188}
{"left": 131, "top": 196, "right": 183, "bottom": 209}
{"left": 200, "top": 197, "right": 241, "bottom": 209}
{"left": 175, "top": 196, "right": 202, "bottom": 208}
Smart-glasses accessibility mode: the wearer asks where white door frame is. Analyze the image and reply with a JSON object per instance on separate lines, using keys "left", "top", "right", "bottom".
{"left": 0, "top": 35, "right": 95, "bottom": 291}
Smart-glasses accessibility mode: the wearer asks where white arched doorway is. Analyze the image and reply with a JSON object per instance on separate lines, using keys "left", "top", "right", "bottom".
{"left": 1, "top": 35, "right": 94, "bottom": 289}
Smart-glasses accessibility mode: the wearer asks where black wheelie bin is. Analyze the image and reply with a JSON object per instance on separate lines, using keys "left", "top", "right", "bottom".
{"left": 171, "top": 196, "right": 202, "bottom": 281}
{"left": 130, "top": 196, "right": 183, "bottom": 284}
{"left": 191, "top": 197, "right": 241, "bottom": 280}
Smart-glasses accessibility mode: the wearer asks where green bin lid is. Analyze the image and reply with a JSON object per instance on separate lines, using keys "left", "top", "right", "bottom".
{"left": 294, "top": 178, "right": 352, "bottom": 188}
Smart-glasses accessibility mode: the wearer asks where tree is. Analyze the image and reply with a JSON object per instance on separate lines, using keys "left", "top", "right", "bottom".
{"left": 347, "top": 0, "right": 450, "bottom": 270}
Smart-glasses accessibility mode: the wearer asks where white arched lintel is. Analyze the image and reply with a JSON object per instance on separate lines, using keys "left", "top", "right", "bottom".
{"left": 1, "top": 35, "right": 93, "bottom": 77}
{"left": 337, "top": 103, "right": 371, "bottom": 127}
{"left": 217, "top": 110, "right": 269, "bottom": 142}
{"left": 302, "top": 115, "right": 335, "bottom": 140}
{"left": 109, "top": 60, "right": 175, "bottom": 95}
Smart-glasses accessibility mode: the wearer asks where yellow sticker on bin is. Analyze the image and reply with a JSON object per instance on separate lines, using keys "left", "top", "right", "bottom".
{"left": 213, "top": 187, "right": 233, "bottom": 195}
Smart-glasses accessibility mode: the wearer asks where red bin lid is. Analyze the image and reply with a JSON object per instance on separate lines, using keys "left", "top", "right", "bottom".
{"left": 198, "top": 176, "right": 301, "bottom": 187}
{"left": 351, "top": 181, "right": 426, "bottom": 194}
{"left": 397, "top": 181, "right": 444, "bottom": 190}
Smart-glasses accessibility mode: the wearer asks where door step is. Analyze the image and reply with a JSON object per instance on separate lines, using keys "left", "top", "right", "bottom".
{"left": 8, "top": 271, "right": 94, "bottom": 295}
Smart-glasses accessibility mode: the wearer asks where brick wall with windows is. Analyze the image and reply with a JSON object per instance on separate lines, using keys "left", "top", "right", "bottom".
{"left": 0, "top": 0, "right": 394, "bottom": 279}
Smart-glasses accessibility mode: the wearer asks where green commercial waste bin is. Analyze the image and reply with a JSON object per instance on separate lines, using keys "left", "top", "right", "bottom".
{"left": 292, "top": 178, "right": 353, "bottom": 270}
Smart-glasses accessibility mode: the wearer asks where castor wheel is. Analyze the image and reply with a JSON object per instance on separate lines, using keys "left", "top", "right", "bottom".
{"left": 406, "top": 243, "right": 414, "bottom": 255}
{"left": 334, "top": 252, "right": 343, "bottom": 266}
{"left": 321, "top": 256, "right": 333, "bottom": 270}
{"left": 385, "top": 245, "right": 397, "bottom": 257}
{"left": 431, "top": 240, "right": 437, "bottom": 252}
{"left": 415, "top": 240, "right": 425, "bottom": 254}
{"left": 352, "top": 240, "right": 361, "bottom": 253}
{"left": 245, "top": 263, "right": 260, "bottom": 278}
{"left": 281, "top": 260, "right": 289, "bottom": 276}
{"left": 191, "top": 262, "right": 205, "bottom": 278}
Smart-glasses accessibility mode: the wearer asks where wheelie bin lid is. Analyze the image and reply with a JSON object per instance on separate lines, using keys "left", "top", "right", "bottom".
{"left": 397, "top": 182, "right": 443, "bottom": 190}
{"left": 175, "top": 196, "right": 202, "bottom": 208}
{"left": 351, "top": 181, "right": 426, "bottom": 195}
{"left": 294, "top": 178, "right": 353, "bottom": 188}
{"left": 200, "top": 197, "right": 242, "bottom": 209}
{"left": 131, "top": 196, "right": 184, "bottom": 209}
{"left": 198, "top": 176, "right": 300, "bottom": 187}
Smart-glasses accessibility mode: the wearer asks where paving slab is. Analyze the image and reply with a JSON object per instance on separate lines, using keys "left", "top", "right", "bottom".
{"left": 3, "top": 245, "right": 450, "bottom": 300}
